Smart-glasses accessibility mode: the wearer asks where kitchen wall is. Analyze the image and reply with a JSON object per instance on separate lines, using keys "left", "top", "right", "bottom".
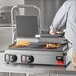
{"left": 24, "top": 0, "right": 66, "bottom": 34}
{"left": 0, "top": 0, "right": 24, "bottom": 52}
{"left": 0, "top": 0, "right": 24, "bottom": 76}
{"left": 0, "top": 0, "right": 25, "bottom": 15}
{"left": 0, "top": 0, "right": 24, "bottom": 6}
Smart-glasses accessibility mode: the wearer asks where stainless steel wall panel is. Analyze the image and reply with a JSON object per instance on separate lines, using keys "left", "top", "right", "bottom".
{"left": 0, "top": 27, "right": 12, "bottom": 51}
{"left": 24, "top": 0, "right": 66, "bottom": 33}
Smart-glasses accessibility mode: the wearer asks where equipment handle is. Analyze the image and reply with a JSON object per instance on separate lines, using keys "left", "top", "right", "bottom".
{"left": 11, "top": 5, "right": 41, "bottom": 43}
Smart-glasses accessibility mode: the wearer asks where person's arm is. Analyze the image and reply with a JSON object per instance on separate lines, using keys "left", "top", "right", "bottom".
{"left": 50, "top": 1, "right": 69, "bottom": 34}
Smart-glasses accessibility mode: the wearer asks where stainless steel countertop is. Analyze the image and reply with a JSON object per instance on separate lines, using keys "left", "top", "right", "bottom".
{"left": 0, "top": 53, "right": 76, "bottom": 75}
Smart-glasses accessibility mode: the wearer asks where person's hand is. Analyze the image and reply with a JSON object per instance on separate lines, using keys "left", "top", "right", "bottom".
{"left": 49, "top": 30, "right": 56, "bottom": 35}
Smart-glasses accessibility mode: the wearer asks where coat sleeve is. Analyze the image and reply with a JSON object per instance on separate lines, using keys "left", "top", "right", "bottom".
{"left": 50, "top": 1, "right": 69, "bottom": 31}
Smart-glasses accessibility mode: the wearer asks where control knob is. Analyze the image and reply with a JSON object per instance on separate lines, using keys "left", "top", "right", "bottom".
{"left": 26, "top": 56, "right": 34, "bottom": 63}
{"left": 10, "top": 55, "right": 17, "bottom": 62}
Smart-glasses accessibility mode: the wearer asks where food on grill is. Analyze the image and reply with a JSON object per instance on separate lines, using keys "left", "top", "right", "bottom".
{"left": 46, "top": 43, "right": 61, "bottom": 48}
{"left": 16, "top": 40, "right": 30, "bottom": 47}
{"left": 72, "top": 52, "right": 76, "bottom": 66}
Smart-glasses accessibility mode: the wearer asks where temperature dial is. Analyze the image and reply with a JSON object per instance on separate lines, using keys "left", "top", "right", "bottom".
{"left": 10, "top": 55, "right": 17, "bottom": 62}
{"left": 26, "top": 56, "right": 34, "bottom": 63}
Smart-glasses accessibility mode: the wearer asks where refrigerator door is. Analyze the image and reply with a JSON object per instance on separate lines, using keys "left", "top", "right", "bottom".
{"left": 0, "top": 27, "right": 12, "bottom": 51}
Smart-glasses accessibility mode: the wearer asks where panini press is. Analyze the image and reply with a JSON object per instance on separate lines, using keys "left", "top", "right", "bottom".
{"left": 4, "top": 34, "right": 71, "bottom": 66}
{"left": 4, "top": 5, "right": 71, "bottom": 66}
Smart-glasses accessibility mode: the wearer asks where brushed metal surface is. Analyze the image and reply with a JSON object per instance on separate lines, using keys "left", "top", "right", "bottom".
{"left": 0, "top": 27, "right": 12, "bottom": 51}
{"left": 0, "top": 53, "right": 75, "bottom": 75}
{"left": 24, "top": 0, "right": 66, "bottom": 32}
{"left": 4, "top": 46, "right": 70, "bottom": 65}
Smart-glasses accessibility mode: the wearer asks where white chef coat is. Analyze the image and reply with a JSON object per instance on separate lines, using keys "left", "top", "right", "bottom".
{"left": 50, "top": 0, "right": 76, "bottom": 52}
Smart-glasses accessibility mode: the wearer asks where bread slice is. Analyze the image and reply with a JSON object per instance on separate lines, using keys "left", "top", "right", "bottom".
{"left": 46, "top": 43, "right": 61, "bottom": 49}
{"left": 16, "top": 40, "right": 30, "bottom": 47}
